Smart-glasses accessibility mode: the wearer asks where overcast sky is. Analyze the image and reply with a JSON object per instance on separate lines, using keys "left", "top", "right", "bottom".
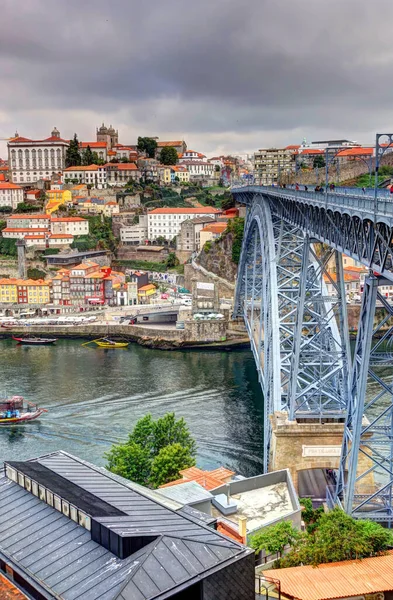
{"left": 1, "top": 0, "right": 393, "bottom": 158}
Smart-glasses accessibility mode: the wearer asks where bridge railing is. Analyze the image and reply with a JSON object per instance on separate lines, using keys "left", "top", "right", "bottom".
{"left": 232, "top": 182, "right": 393, "bottom": 220}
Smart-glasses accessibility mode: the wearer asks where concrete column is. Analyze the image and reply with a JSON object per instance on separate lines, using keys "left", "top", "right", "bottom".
{"left": 16, "top": 239, "right": 27, "bottom": 279}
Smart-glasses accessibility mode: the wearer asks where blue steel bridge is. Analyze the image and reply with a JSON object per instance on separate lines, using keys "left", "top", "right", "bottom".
{"left": 231, "top": 183, "right": 393, "bottom": 525}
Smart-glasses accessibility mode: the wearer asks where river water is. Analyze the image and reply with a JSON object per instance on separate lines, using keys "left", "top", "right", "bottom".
{"left": 0, "top": 339, "right": 264, "bottom": 476}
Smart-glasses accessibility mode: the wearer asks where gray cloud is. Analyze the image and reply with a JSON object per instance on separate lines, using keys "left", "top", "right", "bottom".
{"left": 1, "top": 0, "right": 393, "bottom": 156}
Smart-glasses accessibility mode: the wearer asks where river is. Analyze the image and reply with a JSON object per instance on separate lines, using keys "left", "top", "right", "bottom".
{"left": 0, "top": 339, "right": 264, "bottom": 476}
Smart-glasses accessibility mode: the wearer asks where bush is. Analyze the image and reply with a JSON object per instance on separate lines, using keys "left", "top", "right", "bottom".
{"left": 0, "top": 238, "right": 17, "bottom": 257}
{"left": 204, "top": 241, "right": 212, "bottom": 253}
{"left": 27, "top": 268, "right": 47, "bottom": 280}
{"left": 0, "top": 206, "right": 12, "bottom": 213}
{"left": 227, "top": 217, "right": 245, "bottom": 263}
{"left": 15, "top": 202, "right": 39, "bottom": 213}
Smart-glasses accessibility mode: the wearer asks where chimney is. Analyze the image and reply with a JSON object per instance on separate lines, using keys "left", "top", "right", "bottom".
{"left": 238, "top": 516, "right": 247, "bottom": 542}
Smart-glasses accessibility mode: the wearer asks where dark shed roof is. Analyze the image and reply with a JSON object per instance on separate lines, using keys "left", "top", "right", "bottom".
{"left": 1, "top": 451, "right": 250, "bottom": 600}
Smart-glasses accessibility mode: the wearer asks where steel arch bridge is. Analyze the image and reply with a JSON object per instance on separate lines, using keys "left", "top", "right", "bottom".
{"left": 232, "top": 184, "right": 393, "bottom": 525}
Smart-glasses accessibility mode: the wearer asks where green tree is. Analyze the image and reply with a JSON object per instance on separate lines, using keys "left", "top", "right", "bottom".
{"left": 120, "top": 156, "right": 130, "bottom": 163}
{"left": 160, "top": 146, "right": 178, "bottom": 165}
{"left": 0, "top": 238, "right": 17, "bottom": 257}
{"left": 165, "top": 252, "right": 179, "bottom": 268}
{"left": 105, "top": 413, "right": 196, "bottom": 488}
{"left": 221, "top": 194, "right": 235, "bottom": 211}
{"left": 299, "top": 498, "right": 324, "bottom": 534}
{"left": 313, "top": 155, "right": 325, "bottom": 168}
{"left": 150, "top": 444, "right": 195, "bottom": 488}
{"left": 137, "top": 137, "right": 158, "bottom": 159}
{"left": 279, "top": 509, "right": 393, "bottom": 568}
{"left": 0, "top": 220, "right": 6, "bottom": 232}
{"left": 227, "top": 217, "right": 245, "bottom": 264}
{"left": 0, "top": 207, "right": 12, "bottom": 214}
{"left": 250, "top": 521, "right": 301, "bottom": 557}
{"left": 65, "top": 134, "right": 82, "bottom": 167}
{"left": 27, "top": 267, "right": 47, "bottom": 280}
{"left": 15, "top": 202, "right": 38, "bottom": 213}
{"left": 82, "top": 145, "right": 94, "bottom": 166}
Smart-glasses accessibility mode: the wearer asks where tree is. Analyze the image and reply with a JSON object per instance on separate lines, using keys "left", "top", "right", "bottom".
{"left": 120, "top": 156, "right": 130, "bottom": 163}
{"left": 137, "top": 137, "right": 158, "bottom": 159}
{"left": 221, "top": 194, "right": 235, "bottom": 211}
{"left": 0, "top": 220, "right": 6, "bottom": 232}
{"left": 150, "top": 444, "right": 195, "bottom": 488}
{"left": 155, "top": 235, "right": 167, "bottom": 245}
{"left": 0, "top": 206, "right": 12, "bottom": 214}
{"left": 15, "top": 202, "right": 38, "bottom": 213}
{"left": 313, "top": 155, "right": 325, "bottom": 168}
{"left": 66, "top": 134, "right": 82, "bottom": 167}
{"left": 27, "top": 268, "right": 47, "bottom": 280}
{"left": 105, "top": 413, "right": 196, "bottom": 488}
{"left": 82, "top": 145, "right": 94, "bottom": 166}
{"left": 215, "top": 165, "right": 221, "bottom": 172}
{"left": 279, "top": 508, "right": 393, "bottom": 568}
{"left": 250, "top": 521, "right": 301, "bottom": 557}
{"left": 160, "top": 146, "right": 178, "bottom": 165}
{"left": 165, "top": 252, "right": 179, "bottom": 268}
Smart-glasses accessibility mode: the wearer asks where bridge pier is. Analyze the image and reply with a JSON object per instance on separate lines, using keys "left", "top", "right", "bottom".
{"left": 270, "top": 412, "right": 374, "bottom": 497}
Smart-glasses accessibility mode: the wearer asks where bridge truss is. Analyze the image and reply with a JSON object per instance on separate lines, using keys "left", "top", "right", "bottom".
{"left": 233, "top": 186, "right": 393, "bottom": 524}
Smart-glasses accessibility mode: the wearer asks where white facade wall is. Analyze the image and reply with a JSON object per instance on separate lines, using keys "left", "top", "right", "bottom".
{"left": 50, "top": 219, "right": 89, "bottom": 236}
{"left": 147, "top": 211, "right": 219, "bottom": 241}
{"left": 179, "top": 162, "right": 215, "bottom": 179}
{"left": 9, "top": 142, "right": 68, "bottom": 184}
{"left": 0, "top": 186, "right": 23, "bottom": 209}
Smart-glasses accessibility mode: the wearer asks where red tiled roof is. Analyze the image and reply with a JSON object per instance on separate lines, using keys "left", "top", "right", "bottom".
{"left": 286, "top": 145, "right": 301, "bottom": 150}
{"left": 201, "top": 223, "right": 227, "bottom": 233}
{"left": 0, "top": 182, "right": 22, "bottom": 190}
{"left": 3, "top": 228, "right": 49, "bottom": 233}
{"left": 8, "top": 214, "right": 49, "bottom": 219}
{"left": 51, "top": 217, "right": 87, "bottom": 222}
{"left": 63, "top": 165, "right": 100, "bottom": 171}
{"left": 300, "top": 149, "right": 325, "bottom": 155}
{"left": 157, "top": 141, "right": 183, "bottom": 147}
{"left": 336, "top": 147, "right": 374, "bottom": 157}
{"left": 149, "top": 207, "right": 221, "bottom": 214}
{"left": 80, "top": 142, "right": 108, "bottom": 148}
{"left": 0, "top": 573, "right": 28, "bottom": 599}
{"left": 8, "top": 137, "right": 32, "bottom": 143}
{"left": 43, "top": 136, "right": 69, "bottom": 143}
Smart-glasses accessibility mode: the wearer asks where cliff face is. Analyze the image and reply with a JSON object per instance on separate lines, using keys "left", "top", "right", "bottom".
{"left": 197, "top": 231, "right": 238, "bottom": 283}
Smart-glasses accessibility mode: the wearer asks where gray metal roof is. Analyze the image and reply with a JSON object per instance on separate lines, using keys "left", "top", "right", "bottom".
{"left": 0, "top": 451, "right": 249, "bottom": 600}
{"left": 155, "top": 481, "right": 213, "bottom": 506}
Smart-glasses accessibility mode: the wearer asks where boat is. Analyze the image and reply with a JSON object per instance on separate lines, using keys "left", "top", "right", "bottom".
{"left": 12, "top": 335, "right": 57, "bottom": 345}
{"left": 82, "top": 337, "right": 129, "bottom": 349}
{"left": 0, "top": 396, "right": 47, "bottom": 425}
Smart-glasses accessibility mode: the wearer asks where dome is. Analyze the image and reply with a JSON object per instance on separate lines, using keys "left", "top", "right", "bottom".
{"left": 98, "top": 123, "right": 108, "bottom": 134}
{"left": 51, "top": 127, "right": 60, "bottom": 138}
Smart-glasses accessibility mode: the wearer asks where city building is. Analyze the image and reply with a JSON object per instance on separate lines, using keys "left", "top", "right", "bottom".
{"left": 1, "top": 451, "right": 254, "bottom": 600}
{"left": 179, "top": 150, "right": 206, "bottom": 161}
{"left": 96, "top": 122, "right": 119, "bottom": 149}
{"left": 62, "top": 164, "right": 107, "bottom": 188}
{"left": 179, "top": 161, "right": 215, "bottom": 181}
{"left": 112, "top": 144, "right": 138, "bottom": 162}
{"left": 105, "top": 162, "right": 139, "bottom": 186}
{"left": 2, "top": 214, "right": 89, "bottom": 248}
{"left": 53, "top": 261, "right": 125, "bottom": 305}
{"left": 0, "top": 278, "right": 51, "bottom": 304}
{"left": 170, "top": 165, "right": 190, "bottom": 183}
{"left": 156, "top": 140, "right": 187, "bottom": 157}
{"left": 8, "top": 128, "right": 69, "bottom": 185}
{"left": 74, "top": 197, "right": 120, "bottom": 216}
{"left": 254, "top": 147, "right": 294, "bottom": 185}
{"left": 79, "top": 141, "right": 108, "bottom": 162}
{"left": 120, "top": 215, "right": 148, "bottom": 245}
{"left": 177, "top": 216, "right": 216, "bottom": 253}
{"left": 127, "top": 271, "right": 149, "bottom": 305}
{"left": 148, "top": 207, "right": 221, "bottom": 241}
{"left": 137, "top": 283, "right": 157, "bottom": 304}
{"left": 46, "top": 188, "right": 72, "bottom": 213}
{"left": 199, "top": 222, "right": 228, "bottom": 248}
{"left": 0, "top": 181, "right": 23, "bottom": 209}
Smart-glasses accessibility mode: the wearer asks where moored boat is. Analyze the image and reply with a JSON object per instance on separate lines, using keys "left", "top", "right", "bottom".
{"left": 82, "top": 337, "right": 129, "bottom": 349}
{"left": 0, "top": 396, "right": 47, "bottom": 425}
{"left": 12, "top": 335, "right": 57, "bottom": 345}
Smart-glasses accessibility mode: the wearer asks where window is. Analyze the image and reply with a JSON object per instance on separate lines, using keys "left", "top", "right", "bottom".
{"left": 39, "top": 486, "right": 46, "bottom": 501}
{"left": 46, "top": 490, "right": 54, "bottom": 506}
{"left": 54, "top": 495, "right": 62, "bottom": 511}
{"left": 32, "top": 481, "right": 39, "bottom": 496}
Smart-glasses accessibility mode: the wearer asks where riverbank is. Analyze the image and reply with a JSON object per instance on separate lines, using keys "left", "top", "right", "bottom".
{"left": 0, "top": 324, "right": 250, "bottom": 350}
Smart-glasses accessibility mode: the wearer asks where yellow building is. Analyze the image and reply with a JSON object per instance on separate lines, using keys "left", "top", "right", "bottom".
{"left": 26, "top": 280, "right": 51, "bottom": 304}
{"left": 0, "top": 278, "right": 51, "bottom": 304}
{"left": 46, "top": 189, "right": 72, "bottom": 214}
{"left": 0, "top": 278, "right": 18, "bottom": 303}
{"left": 137, "top": 284, "right": 157, "bottom": 304}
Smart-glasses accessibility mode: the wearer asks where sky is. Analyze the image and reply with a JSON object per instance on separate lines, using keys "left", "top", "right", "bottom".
{"left": 1, "top": 0, "right": 393, "bottom": 158}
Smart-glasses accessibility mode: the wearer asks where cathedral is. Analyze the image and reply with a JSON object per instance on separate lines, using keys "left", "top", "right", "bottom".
{"left": 96, "top": 123, "right": 118, "bottom": 150}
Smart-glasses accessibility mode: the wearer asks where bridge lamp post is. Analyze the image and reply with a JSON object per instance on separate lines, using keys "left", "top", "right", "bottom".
{"left": 354, "top": 155, "right": 373, "bottom": 188}
{"left": 374, "top": 133, "right": 393, "bottom": 217}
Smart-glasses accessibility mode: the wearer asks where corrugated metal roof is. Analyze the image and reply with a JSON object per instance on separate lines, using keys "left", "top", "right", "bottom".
{"left": 268, "top": 550, "right": 393, "bottom": 600}
{"left": 1, "top": 451, "right": 250, "bottom": 600}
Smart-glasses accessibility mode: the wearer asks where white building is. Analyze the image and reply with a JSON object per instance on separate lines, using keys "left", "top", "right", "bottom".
{"left": 179, "top": 150, "right": 206, "bottom": 162}
{"left": 147, "top": 207, "right": 221, "bottom": 241}
{"left": 8, "top": 128, "right": 69, "bottom": 185}
{"left": 79, "top": 142, "right": 108, "bottom": 163}
{"left": 105, "top": 163, "right": 139, "bottom": 186}
{"left": 0, "top": 182, "right": 24, "bottom": 210}
{"left": 50, "top": 217, "right": 89, "bottom": 236}
{"left": 62, "top": 165, "right": 107, "bottom": 188}
{"left": 179, "top": 161, "right": 215, "bottom": 181}
{"left": 120, "top": 215, "right": 148, "bottom": 245}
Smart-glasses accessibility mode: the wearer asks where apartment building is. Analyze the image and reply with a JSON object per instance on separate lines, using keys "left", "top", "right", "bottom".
{"left": 0, "top": 278, "right": 51, "bottom": 304}
{"left": 147, "top": 207, "right": 221, "bottom": 241}
{"left": 120, "top": 215, "right": 148, "bottom": 245}
{"left": 0, "top": 182, "right": 24, "bottom": 209}
{"left": 63, "top": 164, "right": 107, "bottom": 188}
{"left": 254, "top": 147, "right": 294, "bottom": 185}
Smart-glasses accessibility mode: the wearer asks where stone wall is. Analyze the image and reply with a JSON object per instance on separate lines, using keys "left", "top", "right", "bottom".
{"left": 184, "top": 262, "right": 235, "bottom": 301}
{"left": 112, "top": 212, "right": 138, "bottom": 237}
{"left": 116, "top": 246, "right": 169, "bottom": 262}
